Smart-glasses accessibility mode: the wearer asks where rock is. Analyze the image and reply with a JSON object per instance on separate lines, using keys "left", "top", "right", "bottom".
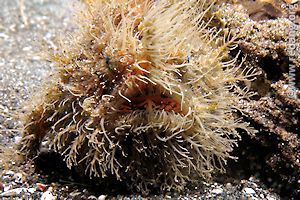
{"left": 14, "top": 136, "right": 22, "bottom": 143}
{"left": 69, "top": 190, "right": 82, "bottom": 198}
{"left": 2, "top": 170, "right": 15, "bottom": 182}
{"left": 41, "top": 190, "right": 56, "bottom": 200}
{"left": 211, "top": 188, "right": 224, "bottom": 195}
{"left": 0, "top": 187, "right": 28, "bottom": 197}
{"left": 88, "top": 195, "right": 97, "bottom": 200}
{"left": 266, "top": 194, "right": 278, "bottom": 200}
{"left": 98, "top": 195, "right": 107, "bottom": 200}
{"left": 243, "top": 187, "right": 256, "bottom": 195}
{"left": 14, "top": 173, "right": 23, "bottom": 183}
{"left": 225, "top": 183, "right": 232, "bottom": 189}
{"left": 28, "top": 188, "right": 36, "bottom": 193}
{"left": 215, "top": 2, "right": 300, "bottom": 198}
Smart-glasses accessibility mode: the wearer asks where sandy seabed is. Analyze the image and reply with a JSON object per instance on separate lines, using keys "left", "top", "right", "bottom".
{"left": 0, "top": 0, "right": 299, "bottom": 199}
